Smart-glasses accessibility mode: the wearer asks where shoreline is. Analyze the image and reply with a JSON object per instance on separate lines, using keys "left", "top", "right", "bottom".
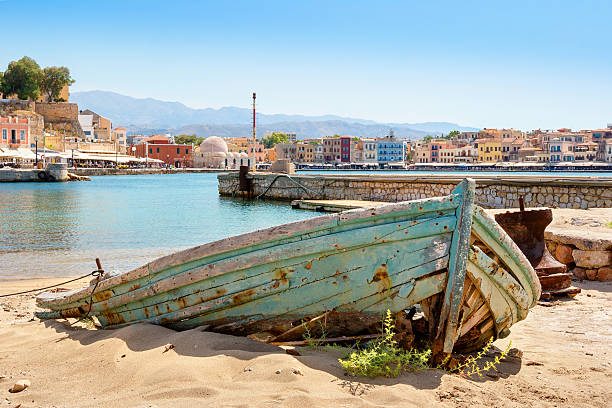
{"left": 0, "top": 277, "right": 610, "bottom": 407}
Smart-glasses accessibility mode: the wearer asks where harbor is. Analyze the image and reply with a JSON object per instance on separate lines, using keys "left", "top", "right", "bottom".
{"left": 2, "top": 1, "right": 612, "bottom": 405}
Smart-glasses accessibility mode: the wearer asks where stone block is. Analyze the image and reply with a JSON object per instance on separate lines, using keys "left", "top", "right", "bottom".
{"left": 586, "top": 269, "right": 598, "bottom": 280}
{"left": 555, "top": 244, "right": 574, "bottom": 265}
{"left": 597, "top": 267, "right": 612, "bottom": 282}
{"left": 572, "top": 267, "right": 587, "bottom": 280}
{"left": 573, "top": 249, "right": 612, "bottom": 269}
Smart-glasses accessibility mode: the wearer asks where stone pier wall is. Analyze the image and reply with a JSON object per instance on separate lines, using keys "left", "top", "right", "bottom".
{"left": 547, "top": 233, "right": 612, "bottom": 282}
{"left": 218, "top": 173, "right": 612, "bottom": 209}
{"left": 71, "top": 168, "right": 237, "bottom": 176}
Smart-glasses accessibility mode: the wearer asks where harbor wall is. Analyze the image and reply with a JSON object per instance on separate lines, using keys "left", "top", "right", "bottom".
{"left": 0, "top": 163, "right": 68, "bottom": 182}
{"left": 217, "top": 172, "right": 612, "bottom": 209}
{"left": 71, "top": 168, "right": 237, "bottom": 176}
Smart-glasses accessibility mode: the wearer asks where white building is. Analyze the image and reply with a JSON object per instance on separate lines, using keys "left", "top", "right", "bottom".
{"left": 362, "top": 139, "right": 377, "bottom": 163}
{"left": 78, "top": 114, "right": 94, "bottom": 141}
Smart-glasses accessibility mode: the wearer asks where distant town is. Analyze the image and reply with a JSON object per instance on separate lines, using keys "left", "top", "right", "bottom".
{"left": 2, "top": 57, "right": 612, "bottom": 171}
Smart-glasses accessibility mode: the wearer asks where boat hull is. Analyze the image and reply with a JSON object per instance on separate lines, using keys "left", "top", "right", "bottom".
{"left": 36, "top": 179, "right": 540, "bottom": 354}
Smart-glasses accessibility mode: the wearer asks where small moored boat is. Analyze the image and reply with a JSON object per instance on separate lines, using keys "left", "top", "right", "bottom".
{"left": 36, "top": 179, "right": 540, "bottom": 356}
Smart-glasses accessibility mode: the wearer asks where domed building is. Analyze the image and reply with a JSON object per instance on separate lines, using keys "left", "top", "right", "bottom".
{"left": 194, "top": 136, "right": 229, "bottom": 168}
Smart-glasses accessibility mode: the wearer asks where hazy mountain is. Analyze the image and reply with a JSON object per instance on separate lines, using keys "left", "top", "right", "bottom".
{"left": 174, "top": 121, "right": 432, "bottom": 139}
{"left": 71, "top": 90, "right": 479, "bottom": 138}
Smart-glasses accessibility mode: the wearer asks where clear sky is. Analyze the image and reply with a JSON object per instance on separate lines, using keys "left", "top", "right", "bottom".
{"left": 1, "top": 0, "right": 611, "bottom": 130}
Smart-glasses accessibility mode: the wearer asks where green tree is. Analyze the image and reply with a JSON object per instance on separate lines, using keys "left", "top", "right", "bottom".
{"left": 174, "top": 134, "right": 203, "bottom": 145}
{"left": 262, "top": 132, "right": 289, "bottom": 148}
{"left": 448, "top": 130, "right": 460, "bottom": 138}
{"left": 39, "top": 66, "right": 75, "bottom": 102}
{"left": 423, "top": 135, "right": 434, "bottom": 143}
{"left": 0, "top": 57, "right": 43, "bottom": 100}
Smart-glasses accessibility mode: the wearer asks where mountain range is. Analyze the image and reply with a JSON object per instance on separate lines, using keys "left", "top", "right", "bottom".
{"left": 71, "top": 90, "right": 479, "bottom": 139}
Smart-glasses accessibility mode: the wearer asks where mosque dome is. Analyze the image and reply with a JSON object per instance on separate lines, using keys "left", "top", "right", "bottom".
{"left": 200, "top": 136, "right": 228, "bottom": 154}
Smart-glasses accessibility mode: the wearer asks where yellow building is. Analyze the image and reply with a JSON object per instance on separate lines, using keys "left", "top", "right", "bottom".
{"left": 476, "top": 138, "right": 502, "bottom": 163}
{"left": 226, "top": 137, "right": 250, "bottom": 154}
{"left": 296, "top": 142, "right": 315, "bottom": 163}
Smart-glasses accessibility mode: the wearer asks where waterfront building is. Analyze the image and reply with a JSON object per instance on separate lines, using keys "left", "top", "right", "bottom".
{"left": 314, "top": 143, "right": 324, "bottom": 163}
{"left": 226, "top": 137, "right": 249, "bottom": 154}
{"left": 376, "top": 131, "right": 404, "bottom": 164}
{"left": 264, "top": 147, "right": 276, "bottom": 162}
{"left": 413, "top": 144, "right": 430, "bottom": 163}
{"left": 77, "top": 114, "right": 94, "bottom": 141}
{"left": 455, "top": 131, "right": 479, "bottom": 145}
{"left": 428, "top": 141, "right": 453, "bottom": 163}
{"left": 275, "top": 143, "right": 298, "bottom": 162}
{"left": 585, "top": 127, "right": 612, "bottom": 161}
{"left": 451, "top": 146, "right": 478, "bottom": 163}
{"left": 226, "top": 137, "right": 265, "bottom": 162}
{"left": 549, "top": 137, "right": 575, "bottom": 162}
{"left": 133, "top": 135, "right": 193, "bottom": 167}
{"left": 482, "top": 128, "right": 525, "bottom": 139}
{"left": 322, "top": 136, "right": 341, "bottom": 163}
{"left": 78, "top": 109, "right": 111, "bottom": 141}
{"left": 111, "top": 127, "right": 127, "bottom": 153}
{"left": 193, "top": 136, "right": 229, "bottom": 168}
{"left": 605, "top": 139, "right": 612, "bottom": 163}
{"left": 296, "top": 141, "right": 315, "bottom": 163}
{"left": 475, "top": 138, "right": 502, "bottom": 163}
{"left": 350, "top": 138, "right": 363, "bottom": 163}
{"left": 0, "top": 116, "right": 30, "bottom": 148}
{"left": 362, "top": 139, "right": 377, "bottom": 163}
{"left": 340, "top": 136, "right": 351, "bottom": 162}
{"left": 574, "top": 142, "right": 598, "bottom": 162}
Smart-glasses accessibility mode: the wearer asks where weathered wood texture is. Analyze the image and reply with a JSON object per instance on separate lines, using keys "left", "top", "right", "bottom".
{"left": 36, "top": 178, "right": 539, "bottom": 353}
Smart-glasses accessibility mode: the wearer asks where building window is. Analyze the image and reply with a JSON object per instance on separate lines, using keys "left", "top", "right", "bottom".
{"left": 177, "top": 148, "right": 180, "bottom": 154}
{"left": 20, "top": 130, "right": 25, "bottom": 141}
{"left": 157, "top": 147, "right": 160, "bottom": 153}
{"left": 2, "top": 129, "right": 6, "bottom": 140}
{"left": 186, "top": 148, "right": 189, "bottom": 154}
{"left": 149, "top": 148, "right": 152, "bottom": 154}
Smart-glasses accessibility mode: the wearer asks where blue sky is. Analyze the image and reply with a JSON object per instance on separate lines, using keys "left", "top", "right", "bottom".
{"left": 1, "top": 0, "right": 611, "bottom": 130}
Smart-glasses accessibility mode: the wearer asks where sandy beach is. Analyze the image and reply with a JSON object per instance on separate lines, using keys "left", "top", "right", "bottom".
{"left": 0, "top": 277, "right": 609, "bottom": 407}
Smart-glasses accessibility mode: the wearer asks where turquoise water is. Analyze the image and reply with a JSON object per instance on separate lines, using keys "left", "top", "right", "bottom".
{"left": 0, "top": 174, "right": 317, "bottom": 279}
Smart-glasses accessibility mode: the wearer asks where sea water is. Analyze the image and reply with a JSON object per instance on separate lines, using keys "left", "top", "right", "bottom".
{"left": 0, "top": 173, "right": 317, "bottom": 279}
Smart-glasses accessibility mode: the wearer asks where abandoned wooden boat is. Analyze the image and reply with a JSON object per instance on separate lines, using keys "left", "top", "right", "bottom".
{"left": 36, "top": 178, "right": 540, "bottom": 355}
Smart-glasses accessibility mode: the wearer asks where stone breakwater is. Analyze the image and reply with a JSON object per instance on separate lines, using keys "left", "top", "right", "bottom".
{"left": 546, "top": 230, "right": 612, "bottom": 282}
{"left": 0, "top": 163, "right": 68, "bottom": 182}
{"left": 217, "top": 173, "right": 612, "bottom": 209}
{"left": 72, "top": 168, "right": 237, "bottom": 176}
{"left": 219, "top": 173, "right": 612, "bottom": 283}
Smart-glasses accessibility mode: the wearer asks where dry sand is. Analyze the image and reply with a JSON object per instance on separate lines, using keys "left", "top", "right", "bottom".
{"left": 1, "top": 277, "right": 610, "bottom": 408}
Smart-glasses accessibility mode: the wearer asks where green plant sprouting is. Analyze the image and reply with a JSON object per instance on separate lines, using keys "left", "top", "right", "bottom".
{"left": 450, "top": 337, "right": 512, "bottom": 378}
{"left": 333, "top": 309, "right": 512, "bottom": 379}
{"left": 338, "top": 310, "right": 431, "bottom": 378}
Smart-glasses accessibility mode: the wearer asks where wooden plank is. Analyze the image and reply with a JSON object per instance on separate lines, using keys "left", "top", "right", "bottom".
{"left": 479, "top": 318, "right": 495, "bottom": 334}
{"left": 268, "top": 312, "right": 331, "bottom": 343}
{"left": 47, "top": 212, "right": 457, "bottom": 313}
{"left": 99, "top": 234, "right": 451, "bottom": 327}
{"left": 167, "top": 256, "right": 449, "bottom": 331}
{"left": 465, "top": 260, "right": 516, "bottom": 336}
{"left": 471, "top": 207, "right": 541, "bottom": 307}
{"left": 469, "top": 246, "right": 531, "bottom": 314}
{"left": 270, "top": 333, "right": 382, "bottom": 346}
{"left": 459, "top": 304, "right": 489, "bottom": 336}
{"left": 291, "top": 199, "right": 386, "bottom": 212}
{"left": 434, "top": 178, "right": 476, "bottom": 354}
{"left": 103, "top": 239, "right": 451, "bottom": 329}
{"left": 39, "top": 194, "right": 460, "bottom": 308}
